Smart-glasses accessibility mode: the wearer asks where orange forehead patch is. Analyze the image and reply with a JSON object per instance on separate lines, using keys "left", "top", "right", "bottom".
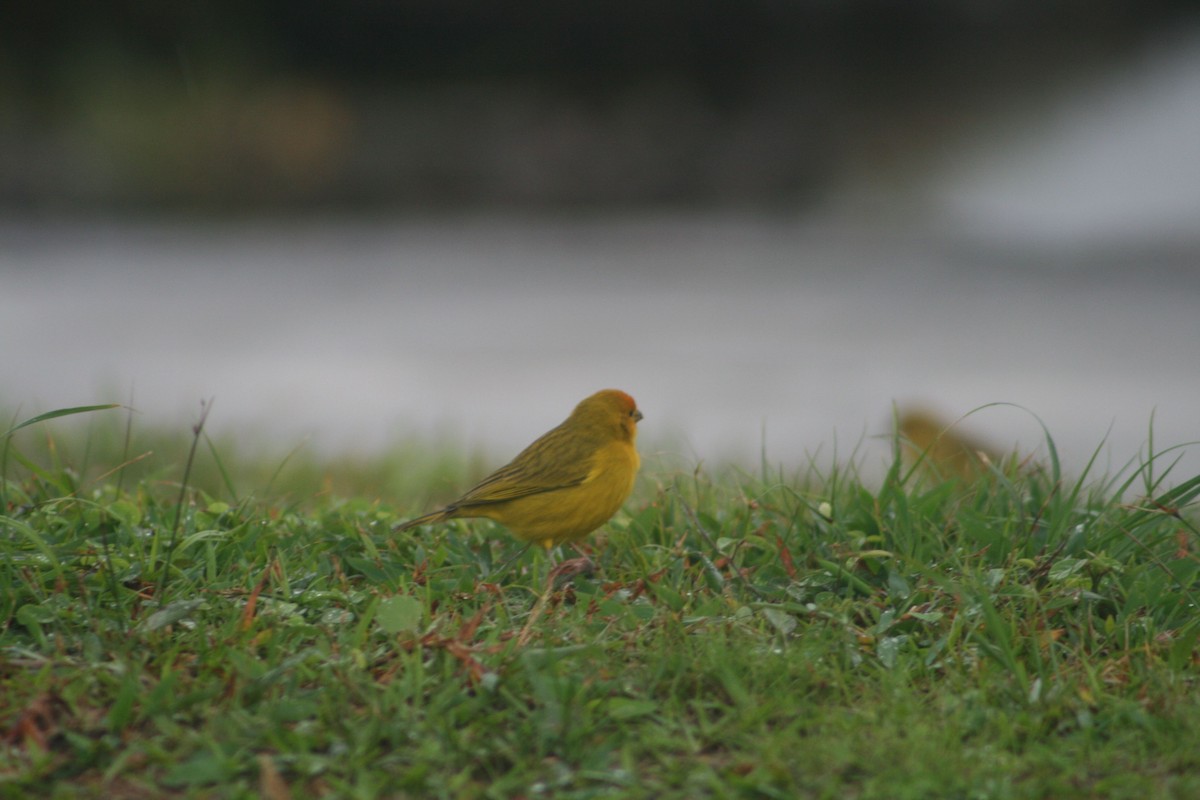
{"left": 598, "top": 389, "right": 637, "bottom": 411}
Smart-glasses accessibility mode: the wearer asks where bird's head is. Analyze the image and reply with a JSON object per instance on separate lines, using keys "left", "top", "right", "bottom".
{"left": 574, "top": 389, "right": 642, "bottom": 441}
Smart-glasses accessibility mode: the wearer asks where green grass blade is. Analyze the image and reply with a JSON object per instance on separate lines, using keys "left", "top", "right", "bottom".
{"left": 2, "top": 404, "right": 121, "bottom": 440}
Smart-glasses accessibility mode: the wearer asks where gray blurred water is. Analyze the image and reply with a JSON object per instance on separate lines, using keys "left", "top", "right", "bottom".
{"left": 2, "top": 213, "right": 1196, "bottom": 482}
{"left": 3, "top": 25, "right": 1199, "bottom": 482}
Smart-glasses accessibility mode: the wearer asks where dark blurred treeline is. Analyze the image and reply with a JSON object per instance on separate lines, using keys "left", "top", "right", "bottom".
{"left": 2, "top": 0, "right": 1193, "bottom": 212}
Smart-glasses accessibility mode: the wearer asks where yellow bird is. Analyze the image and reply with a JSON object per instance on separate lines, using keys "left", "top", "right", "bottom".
{"left": 897, "top": 408, "right": 1002, "bottom": 481}
{"left": 394, "top": 389, "right": 642, "bottom": 551}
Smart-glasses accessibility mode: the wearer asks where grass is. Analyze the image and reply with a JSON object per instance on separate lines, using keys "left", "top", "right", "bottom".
{"left": 2, "top": 405, "right": 1199, "bottom": 799}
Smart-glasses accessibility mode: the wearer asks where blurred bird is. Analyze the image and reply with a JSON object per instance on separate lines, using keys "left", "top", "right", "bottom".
{"left": 394, "top": 389, "right": 642, "bottom": 551}
{"left": 897, "top": 408, "right": 1002, "bottom": 481}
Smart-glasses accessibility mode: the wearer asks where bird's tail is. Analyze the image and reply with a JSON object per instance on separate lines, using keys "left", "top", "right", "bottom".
{"left": 393, "top": 508, "right": 452, "bottom": 533}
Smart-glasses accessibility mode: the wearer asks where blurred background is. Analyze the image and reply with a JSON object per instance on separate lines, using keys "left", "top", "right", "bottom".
{"left": 2, "top": 0, "right": 1198, "bottom": 481}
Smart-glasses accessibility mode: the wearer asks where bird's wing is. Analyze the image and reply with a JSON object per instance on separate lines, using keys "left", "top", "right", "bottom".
{"left": 452, "top": 424, "right": 600, "bottom": 508}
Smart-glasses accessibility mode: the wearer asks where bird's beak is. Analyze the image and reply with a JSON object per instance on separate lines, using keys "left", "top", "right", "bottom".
{"left": 633, "top": 410, "right": 644, "bottom": 422}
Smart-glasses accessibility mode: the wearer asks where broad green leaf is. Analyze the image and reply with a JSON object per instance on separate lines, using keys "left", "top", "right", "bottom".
{"left": 377, "top": 594, "right": 423, "bottom": 634}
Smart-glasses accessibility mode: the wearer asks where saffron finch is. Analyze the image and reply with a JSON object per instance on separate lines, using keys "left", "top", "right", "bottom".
{"left": 897, "top": 408, "right": 1002, "bottom": 481}
{"left": 395, "top": 389, "right": 643, "bottom": 550}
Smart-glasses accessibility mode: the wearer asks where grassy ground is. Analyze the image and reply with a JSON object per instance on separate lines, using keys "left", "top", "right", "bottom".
{"left": 2, "top": 406, "right": 1199, "bottom": 799}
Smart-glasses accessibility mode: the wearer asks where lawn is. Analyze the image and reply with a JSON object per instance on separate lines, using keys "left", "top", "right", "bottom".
{"left": 2, "top": 405, "right": 1199, "bottom": 799}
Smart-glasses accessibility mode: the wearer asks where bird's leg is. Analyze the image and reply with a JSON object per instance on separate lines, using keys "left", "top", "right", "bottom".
{"left": 516, "top": 582, "right": 551, "bottom": 647}
{"left": 516, "top": 551, "right": 556, "bottom": 647}
{"left": 568, "top": 542, "right": 596, "bottom": 571}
